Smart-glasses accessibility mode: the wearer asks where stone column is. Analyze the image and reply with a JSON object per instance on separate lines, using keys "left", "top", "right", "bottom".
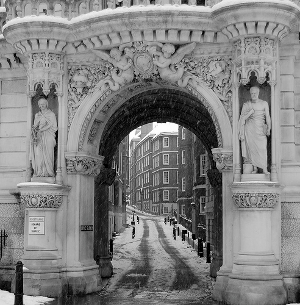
{"left": 211, "top": 149, "right": 234, "bottom": 295}
{"left": 65, "top": 152, "right": 104, "bottom": 294}
{"left": 94, "top": 167, "right": 116, "bottom": 278}
{"left": 225, "top": 182, "right": 286, "bottom": 305}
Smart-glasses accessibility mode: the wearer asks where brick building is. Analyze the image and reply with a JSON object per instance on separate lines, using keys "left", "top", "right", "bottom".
{"left": 130, "top": 123, "right": 179, "bottom": 215}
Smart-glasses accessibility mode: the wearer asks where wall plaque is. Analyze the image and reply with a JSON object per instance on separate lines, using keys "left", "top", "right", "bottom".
{"left": 80, "top": 225, "right": 93, "bottom": 231}
{"left": 29, "top": 216, "right": 45, "bottom": 235}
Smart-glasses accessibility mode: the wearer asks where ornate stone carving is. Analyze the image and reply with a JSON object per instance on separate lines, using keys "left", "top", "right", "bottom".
{"left": 234, "top": 37, "right": 276, "bottom": 85}
{"left": 91, "top": 42, "right": 196, "bottom": 88}
{"left": 88, "top": 120, "right": 102, "bottom": 144}
{"left": 232, "top": 192, "right": 279, "bottom": 208}
{"left": 20, "top": 193, "right": 63, "bottom": 209}
{"left": 212, "top": 150, "right": 233, "bottom": 171}
{"left": 28, "top": 52, "right": 64, "bottom": 95}
{"left": 65, "top": 154, "right": 104, "bottom": 176}
{"left": 68, "top": 64, "right": 111, "bottom": 128}
{"left": 77, "top": 81, "right": 224, "bottom": 151}
{"left": 183, "top": 56, "right": 233, "bottom": 122}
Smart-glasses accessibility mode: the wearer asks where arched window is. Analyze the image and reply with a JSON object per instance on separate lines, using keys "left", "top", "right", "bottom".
{"left": 79, "top": 2, "right": 87, "bottom": 14}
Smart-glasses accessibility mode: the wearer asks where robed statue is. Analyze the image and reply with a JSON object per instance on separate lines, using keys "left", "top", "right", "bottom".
{"left": 238, "top": 86, "right": 271, "bottom": 174}
{"left": 30, "top": 97, "right": 57, "bottom": 178}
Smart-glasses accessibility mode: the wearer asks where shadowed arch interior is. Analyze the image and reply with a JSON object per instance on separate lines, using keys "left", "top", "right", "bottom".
{"left": 99, "top": 87, "right": 218, "bottom": 167}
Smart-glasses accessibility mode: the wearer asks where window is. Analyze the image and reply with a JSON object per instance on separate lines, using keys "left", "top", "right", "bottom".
{"left": 163, "top": 154, "right": 169, "bottom": 165}
{"left": 182, "top": 150, "right": 186, "bottom": 164}
{"left": 181, "top": 205, "right": 185, "bottom": 215}
{"left": 163, "top": 171, "right": 169, "bottom": 184}
{"left": 182, "top": 127, "right": 186, "bottom": 139}
{"left": 182, "top": 177, "right": 186, "bottom": 191}
{"left": 176, "top": 171, "right": 178, "bottom": 184}
{"left": 154, "top": 140, "right": 159, "bottom": 151}
{"left": 164, "top": 206, "right": 169, "bottom": 214}
{"left": 163, "top": 137, "right": 169, "bottom": 147}
{"left": 176, "top": 154, "right": 178, "bottom": 165}
{"left": 200, "top": 196, "right": 206, "bottom": 213}
{"left": 200, "top": 154, "right": 207, "bottom": 176}
{"left": 177, "top": 137, "right": 179, "bottom": 147}
{"left": 163, "top": 190, "right": 169, "bottom": 201}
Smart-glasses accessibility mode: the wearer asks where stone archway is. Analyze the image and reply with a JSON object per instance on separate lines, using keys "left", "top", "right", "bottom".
{"left": 64, "top": 77, "right": 234, "bottom": 296}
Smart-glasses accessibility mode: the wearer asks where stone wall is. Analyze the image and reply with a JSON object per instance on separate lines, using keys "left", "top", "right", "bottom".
{"left": 0, "top": 202, "right": 24, "bottom": 290}
{"left": 281, "top": 201, "right": 300, "bottom": 303}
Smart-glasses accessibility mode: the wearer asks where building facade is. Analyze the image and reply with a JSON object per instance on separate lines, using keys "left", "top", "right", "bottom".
{"left": 130, "top": 123, "right": 179, "bottom": 215}
{"left": 1, "top": 0, "right": 300, "bottom": 303}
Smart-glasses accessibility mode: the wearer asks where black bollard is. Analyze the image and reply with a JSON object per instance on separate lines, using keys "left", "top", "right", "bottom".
{"left": 173, "top": 227, "right": 176, "bottom": 240}
{"left": 198, "top": 238, "right": 203, "bottom": 257}
{"left": 177, "top": 227, "right": 179, "bottom": 236}
{"left": 206, "top": 242, "right": 211, "bottom": 263}
{"left": 132, "top": 227, "right": 135, "bottom": 239}
{"left": 110, "top": 238, "right": 113, "bottom": 254}
{"left": 14, "top": 261, "right": 23, "bottom": 305}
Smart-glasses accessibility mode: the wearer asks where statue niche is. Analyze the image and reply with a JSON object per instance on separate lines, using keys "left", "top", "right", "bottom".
{"left": 30, "top": 85, "right": 58, "bottom": 183}
{"left": 238, "top": 76, "right": 271, "bottom": 176}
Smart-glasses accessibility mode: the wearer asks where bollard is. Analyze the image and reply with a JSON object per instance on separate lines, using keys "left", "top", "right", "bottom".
{"left": 173, "top": 227, "right": 176, "bottom": 240}
{"left": 110, "top": 238, "right": 113, "bottom": 254}
{"left": 177, "top": 227, "right": 179, "bottom": 236}
{"left": 206, "top": 242, "right": 211, "bottom": 263}
{"left": 198, "top": 238, "right": 203, "bottom": 257}
{"left": 14, "top": 261, "right": 23, "bottom": 305}
{"left": 132, "top": 227, "right": 135, "bottom": 239}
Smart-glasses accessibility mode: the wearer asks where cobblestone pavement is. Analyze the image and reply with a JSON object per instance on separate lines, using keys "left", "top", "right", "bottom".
{"left": 49, "top": 214, "right": 219, "bottom": 305}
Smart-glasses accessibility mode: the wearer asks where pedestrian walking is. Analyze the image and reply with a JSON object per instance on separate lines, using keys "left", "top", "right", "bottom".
{"left": 137, "top": 216, "right": 139, "bottom": 224}
{"left": 164, "top": 217, "right": 167, "bottom": 224}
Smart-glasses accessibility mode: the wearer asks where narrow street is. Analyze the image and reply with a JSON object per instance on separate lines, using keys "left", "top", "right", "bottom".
{"left": 49, "top": 212, "right": 218, "bottom": 305}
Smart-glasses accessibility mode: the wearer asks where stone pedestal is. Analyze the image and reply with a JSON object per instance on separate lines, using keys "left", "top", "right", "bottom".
{"left": 224, "top": 181, "right": 287, "bottom": 305}
{"left": 17, "top": 182, "right": 69, "bottom": 296}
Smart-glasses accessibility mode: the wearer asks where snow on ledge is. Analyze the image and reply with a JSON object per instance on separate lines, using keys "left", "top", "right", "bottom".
{"left": 2, "top": 4, "right": 212, "bottom": 31}
{"left": 212, "top": 0, "right": 300, "bottom": 11}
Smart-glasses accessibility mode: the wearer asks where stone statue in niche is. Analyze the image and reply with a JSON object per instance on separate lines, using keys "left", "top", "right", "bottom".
{"left": 30, "top": 97, "right": 58, "bottom": 178}
{"left": 238, "top": 86, "right": 271, "bottom": 174}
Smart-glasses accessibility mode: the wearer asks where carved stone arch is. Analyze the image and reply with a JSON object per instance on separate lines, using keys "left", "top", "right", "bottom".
{"left": 66, "top": 79, "right": 232, "bottom": 155}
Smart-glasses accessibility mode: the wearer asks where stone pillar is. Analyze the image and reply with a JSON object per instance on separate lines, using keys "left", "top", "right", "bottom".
{"left": 17, "top": 182, "right": 69, "bottom": 297}
{"left": 64, "top": 152, "right": 104, "bottom": 295}
{"left": 225, "top": 183, "right": 286, "bottom": 305}
{"left": 211, "top": 149, "right": 233, "bottom": 289}
{"left": 94, "top": 167, "right": 116, "bottom": 278}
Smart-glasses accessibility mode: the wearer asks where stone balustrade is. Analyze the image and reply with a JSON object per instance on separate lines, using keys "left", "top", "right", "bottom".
{"left": 1, "top": 0, "right": 220, "bottom": 21}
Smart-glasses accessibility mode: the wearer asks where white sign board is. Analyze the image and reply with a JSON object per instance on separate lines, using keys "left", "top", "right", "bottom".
{"left": 29, "top": 216, "right": 45, "bottom": 235}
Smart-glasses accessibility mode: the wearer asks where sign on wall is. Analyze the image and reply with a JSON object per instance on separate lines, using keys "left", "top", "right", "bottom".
{"left": 29, "top": 216, "right": 45, "bottom": 235}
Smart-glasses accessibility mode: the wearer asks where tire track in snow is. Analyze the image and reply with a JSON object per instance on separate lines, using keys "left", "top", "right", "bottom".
{"left": 154, "top": 220, "right": 199, "bottom": 290}
{"left": 115, "top": 218, "right": 151, "bottom": 289}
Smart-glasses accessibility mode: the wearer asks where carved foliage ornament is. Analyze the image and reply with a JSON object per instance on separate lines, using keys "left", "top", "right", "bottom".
{"left": 232, "top": 192, "right": 279, "bottom": 208}
{"left": 28, "top": 52, "right": 64, "bottom": 95}
{"left": 66, "top": 156, "right": 103, "bottom": 176}
{"left": 213, "top": 153, "right": 233, "bottom": 171}
{"left": 21, "top": 193, "right": 63, "bottom": 209}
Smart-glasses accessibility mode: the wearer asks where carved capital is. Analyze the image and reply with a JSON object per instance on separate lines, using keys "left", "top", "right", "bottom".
{"left": 212, "top": 148, "right": 233, "bottom": 172}
{"left": 65, "top": 153, "right": 104, "bottom": 176}
{"left": 232, "top": 191, "right": 279, "bottom": 209}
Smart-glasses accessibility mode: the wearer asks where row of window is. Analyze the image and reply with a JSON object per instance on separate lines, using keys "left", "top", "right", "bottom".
{"left": 153, "top": 190, "right": 170, "bottom": 202}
